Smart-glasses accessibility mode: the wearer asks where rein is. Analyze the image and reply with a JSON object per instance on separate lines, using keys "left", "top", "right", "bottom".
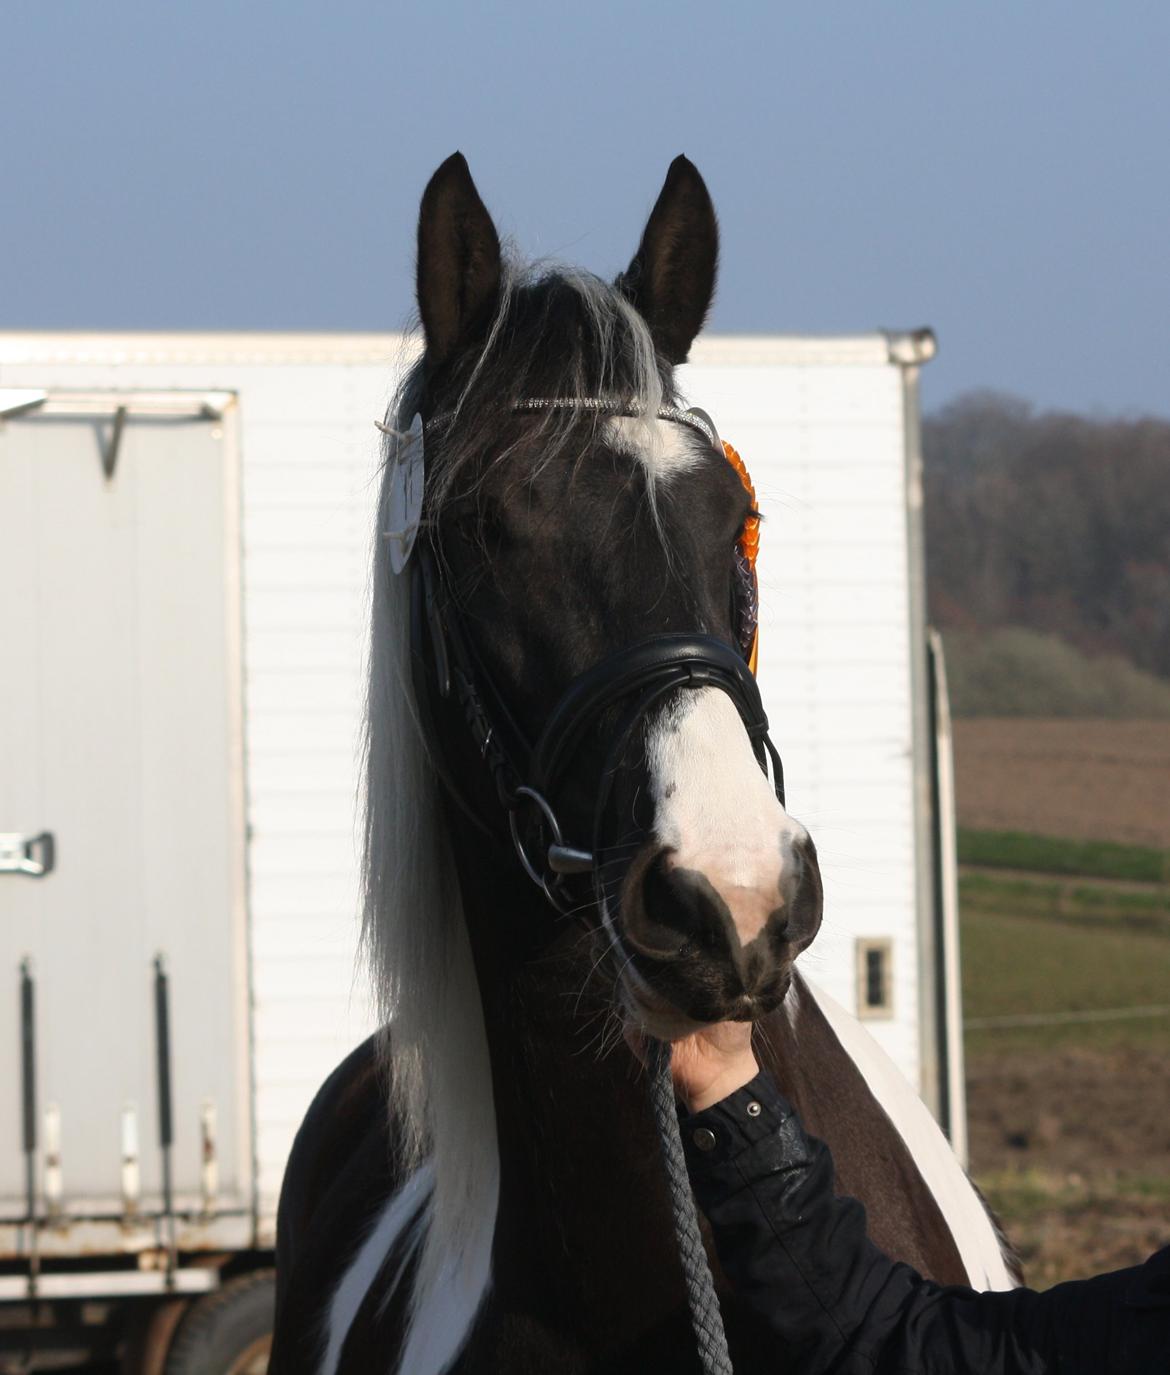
{"left": 650, "top": 1043, "right": 735, "bottom": 1375}
{"left": 403, "top": 400, "right": 769, "bottom": 1373}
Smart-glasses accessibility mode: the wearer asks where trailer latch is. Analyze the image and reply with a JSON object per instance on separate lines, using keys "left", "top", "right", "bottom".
{"left": 0, "top": 832, "right": 55, "bottom": 877}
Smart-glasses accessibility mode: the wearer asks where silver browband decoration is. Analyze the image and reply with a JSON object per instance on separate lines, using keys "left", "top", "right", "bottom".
{"left": 511, "top": 399, "right": 718, "bottom": 449}
{"left": 378, "top": 400, "right": 719, "bottom": 450}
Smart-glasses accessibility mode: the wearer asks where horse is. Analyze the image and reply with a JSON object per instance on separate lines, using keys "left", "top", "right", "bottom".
{"left": 271, "top": 153, "right": 1016, "bottom": 1375}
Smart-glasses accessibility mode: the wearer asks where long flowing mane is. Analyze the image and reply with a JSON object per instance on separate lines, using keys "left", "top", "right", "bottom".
{"left": 358, "top": 258, "right": 673, "bottom": 1373}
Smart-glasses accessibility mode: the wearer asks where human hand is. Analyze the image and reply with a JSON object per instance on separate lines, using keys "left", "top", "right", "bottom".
{"left": 626, "top": 1020, "right": 758, "bottom": 1113}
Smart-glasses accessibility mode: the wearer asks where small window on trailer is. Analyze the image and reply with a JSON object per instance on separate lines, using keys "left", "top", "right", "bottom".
{"left": 856, "top": 938, "right": 894, "bottom": 1019}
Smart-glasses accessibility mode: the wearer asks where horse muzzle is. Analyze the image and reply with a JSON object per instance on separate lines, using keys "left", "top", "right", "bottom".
{"left": 609, "top": 833, "right": 823, "bottom": 1034}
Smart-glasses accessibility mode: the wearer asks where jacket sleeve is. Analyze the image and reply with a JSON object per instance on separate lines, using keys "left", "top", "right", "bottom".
{"left": 682, "top": 1074, "right": 1170, "bottom": 1374}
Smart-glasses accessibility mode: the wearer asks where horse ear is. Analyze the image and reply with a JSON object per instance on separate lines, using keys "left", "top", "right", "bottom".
{"left": 416, "top": 152, "right": 502, "bottom": 369}
{"left": 619, "top": 156, "right": 718, "bottom": 365}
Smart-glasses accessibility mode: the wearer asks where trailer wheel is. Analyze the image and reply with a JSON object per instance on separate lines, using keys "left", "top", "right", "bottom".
{"left": 163, "top": 1270, "right": 275, "bottom": 1375}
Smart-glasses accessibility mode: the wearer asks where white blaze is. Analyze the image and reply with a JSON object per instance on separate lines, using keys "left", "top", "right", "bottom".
{"left": 605, "top": 415, "right": 704, "bottom": 476}
{"left": 647, "top": 687, "right": 806, "bottom": 945}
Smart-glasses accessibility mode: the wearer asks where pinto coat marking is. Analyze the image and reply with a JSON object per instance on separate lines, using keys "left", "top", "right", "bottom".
{"left": 273, "top": 153, "right": 1015, "bottom": 1375}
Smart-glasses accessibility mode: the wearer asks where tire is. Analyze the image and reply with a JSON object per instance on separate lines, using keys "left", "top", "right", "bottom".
{"left": 162, "top": 1269, "right": 275, "bottom": 1375}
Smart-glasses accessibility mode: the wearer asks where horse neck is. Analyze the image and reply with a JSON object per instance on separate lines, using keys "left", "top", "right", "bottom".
{"left": 452, "top": 834, "right": 689, "bottom": 1334}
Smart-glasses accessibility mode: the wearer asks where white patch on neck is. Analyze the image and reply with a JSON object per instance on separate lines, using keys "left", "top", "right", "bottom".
{"left": 605, "top": 415, "right": 704, "bottom": 477}
{"left": 319, "top": 1166, "right": 433, "bottom": 1375}
{"left": 797, "top": 976, "right": 1016, "bottom": 1291}
{"left": 319, "top": 918, "right": 499, "bottom": 1375}
{"left": 647, "top": 687, "right": 806, "bottom": 947}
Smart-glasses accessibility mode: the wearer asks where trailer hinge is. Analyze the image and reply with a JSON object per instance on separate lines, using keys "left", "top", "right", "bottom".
{"left": 0, "top": 832, "right": 55, "bottom": 877}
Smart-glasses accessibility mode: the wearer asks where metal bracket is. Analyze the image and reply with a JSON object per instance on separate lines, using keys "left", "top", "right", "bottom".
{"left": 0, "top": 389, "right": 48, "bottom": 418}
{"left": 0, "top": 832, "right": 55, "bottom": 877}
{"left": 101, "top": 406, "right": 127, "bottom": 480}
{"left": 547, "top": 844, "right": 594, "bottom": 875}
{"left": 507, "top": 787, "right": 595, "bottom": 888}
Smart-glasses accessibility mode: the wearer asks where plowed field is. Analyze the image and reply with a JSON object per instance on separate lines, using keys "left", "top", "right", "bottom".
{"left": 953, "top": 719, "right": 1170, "bottom": 848}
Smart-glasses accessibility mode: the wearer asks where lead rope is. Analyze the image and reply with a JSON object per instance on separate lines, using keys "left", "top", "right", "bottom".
{"left": 648, "top": 1041, "right": 735, "bottom": 1375}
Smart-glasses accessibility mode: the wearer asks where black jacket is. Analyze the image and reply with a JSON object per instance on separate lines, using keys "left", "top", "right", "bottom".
{"left": 682, "top": 1074, "right": 1170, "bottom": 1373}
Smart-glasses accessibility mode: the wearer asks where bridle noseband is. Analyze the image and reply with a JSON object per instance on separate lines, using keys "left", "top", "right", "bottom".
{"left": 405, "top": 403, "right": 785, "bottom": 916}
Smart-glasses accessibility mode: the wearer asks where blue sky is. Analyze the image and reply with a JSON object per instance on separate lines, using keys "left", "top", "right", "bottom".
{"left": 4, "top": 1, "right": 1167, "bottom": 415}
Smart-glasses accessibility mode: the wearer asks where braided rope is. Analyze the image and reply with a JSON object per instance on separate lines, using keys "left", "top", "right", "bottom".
{"left": 648, "top": 1041, "right": 735, "bottom": 1375}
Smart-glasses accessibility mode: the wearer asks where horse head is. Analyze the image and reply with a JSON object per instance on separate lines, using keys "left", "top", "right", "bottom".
{"left": 394, "top": 152, "right": 823, "bottom": 1039}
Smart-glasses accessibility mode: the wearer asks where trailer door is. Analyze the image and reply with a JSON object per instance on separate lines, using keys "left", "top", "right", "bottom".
{"left": 0, "top": 394, "right": 249, "bottom": 1239}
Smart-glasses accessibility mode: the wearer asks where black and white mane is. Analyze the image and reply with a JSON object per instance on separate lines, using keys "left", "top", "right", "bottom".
{"left": 358, "top": 258, "right": 705, "bottom": 1371}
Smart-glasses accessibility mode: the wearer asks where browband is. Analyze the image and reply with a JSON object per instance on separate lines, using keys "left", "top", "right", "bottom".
{"left": 409, "top": 399, "right": 720, "bottom": 450}
{"left": 510, "top": 399, "right": 718, "bottom": 449}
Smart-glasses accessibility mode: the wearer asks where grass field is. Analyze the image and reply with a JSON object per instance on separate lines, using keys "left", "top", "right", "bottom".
{"left": 959, "top": 828, "right": 1170, "bottom": 884}
{"left": 961, "top": 871, "right": 1170, "bottom": 932}
{"left": 961, "top": 896, "right": 1170, "bottom": 1055}
{"left": 962, "top": 819, "right": 1170, "bottom": 1281}
{"left": 971, "top": 1160, "right": 1170, "bottom": 1290}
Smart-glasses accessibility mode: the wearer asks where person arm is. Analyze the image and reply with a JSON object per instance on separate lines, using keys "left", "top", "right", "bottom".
{"left": 668, "top": 1027, "right": 1170, "bottom": 1374}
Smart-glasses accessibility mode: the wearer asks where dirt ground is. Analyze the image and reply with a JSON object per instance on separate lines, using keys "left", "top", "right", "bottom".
{"left": 967, "top": 1046, "right": 1170, "bottom": 1287}
{"left": 969, "top": 1046, "right": 1170, "bottom": 1178}
{"left": 953, "top": 719, "right": 1170, "bottom": 848}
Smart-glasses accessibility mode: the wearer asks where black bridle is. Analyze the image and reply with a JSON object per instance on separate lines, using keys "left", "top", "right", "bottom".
{"left": 407, "top": 409, "right": 786, "bottom": 916}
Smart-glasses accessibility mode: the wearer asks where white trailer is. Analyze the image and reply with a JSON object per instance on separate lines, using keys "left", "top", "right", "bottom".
{"left": 0, "top": 330, "right": 962, "bottom": 1369}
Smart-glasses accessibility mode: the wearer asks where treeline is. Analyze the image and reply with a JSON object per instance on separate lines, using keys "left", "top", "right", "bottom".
{"left": 923, "top": 393, "right": 1170, "bottom": 712}
{"left": 943, "top": 627, "right": 1170, "bottom": 718}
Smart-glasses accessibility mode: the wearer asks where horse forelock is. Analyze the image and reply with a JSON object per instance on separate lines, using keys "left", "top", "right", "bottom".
{"left": 403, "top": 258, "right": 677, "bottom": 521}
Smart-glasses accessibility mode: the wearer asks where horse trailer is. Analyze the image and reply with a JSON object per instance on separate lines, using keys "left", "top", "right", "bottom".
{"left": 0, "top": 329, "right": 962, "bottom": 1369}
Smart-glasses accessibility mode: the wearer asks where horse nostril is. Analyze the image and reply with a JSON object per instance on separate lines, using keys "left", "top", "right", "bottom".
{"left": 781, "top": 838, "right": 824, "bottom": 947}
{"left": 627, "top": 851, "right": 729, "bottom": 960}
